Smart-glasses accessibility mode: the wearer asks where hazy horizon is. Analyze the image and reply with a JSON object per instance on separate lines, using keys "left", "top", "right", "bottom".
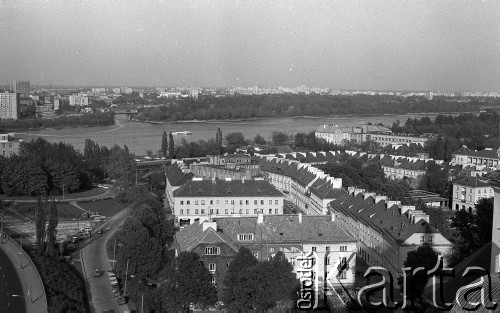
{"left": 1, "top": 0, "right": 499, "bottom": 91}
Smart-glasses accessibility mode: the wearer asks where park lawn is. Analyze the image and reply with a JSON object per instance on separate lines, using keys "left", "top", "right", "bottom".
{"left": 76, "top": 199, "right": 125, "bottom": 217}
{"left": 56, "top": 203, "right": 84, "bottom": 218}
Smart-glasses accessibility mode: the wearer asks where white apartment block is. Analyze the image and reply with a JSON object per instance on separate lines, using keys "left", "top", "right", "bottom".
{"left": 452, "top": 176, "right": 493, "bottom": 212}
{"left": 0, "top": 92, "right": 18, "bottom": 120}
{"left": 69, "top": 95, "right": 89, "bottom": 106}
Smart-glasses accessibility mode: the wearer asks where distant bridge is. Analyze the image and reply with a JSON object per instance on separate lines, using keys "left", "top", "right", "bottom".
{"left": 112, "top": 110, "right": 139, "bottom": 120}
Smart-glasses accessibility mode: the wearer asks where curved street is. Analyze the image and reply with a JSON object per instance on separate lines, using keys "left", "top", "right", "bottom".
{"left": 79, "top": 207, "right": 130, "bottom": 313}
{"left": 0, "top": 247, "right": 26, "bottom": 312}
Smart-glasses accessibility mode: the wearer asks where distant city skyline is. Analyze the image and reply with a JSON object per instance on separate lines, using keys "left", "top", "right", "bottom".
{"left": 1, "top": 0, "right": 499, "bottom": 91}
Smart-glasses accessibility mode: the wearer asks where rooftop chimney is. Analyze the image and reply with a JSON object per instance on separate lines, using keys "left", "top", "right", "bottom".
{"left": 257, "top": 213, "right": 264, "bottom": 224}
{"left": 202, "top": 221, "right": 217, "bottom": 232}
{"left": 375, "top": 195, "right": 388, "bottom": 203}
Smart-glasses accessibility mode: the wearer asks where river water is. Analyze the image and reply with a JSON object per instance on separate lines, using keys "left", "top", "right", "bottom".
{"left": 16, "top": 113, "right": 440, "bottom": 155}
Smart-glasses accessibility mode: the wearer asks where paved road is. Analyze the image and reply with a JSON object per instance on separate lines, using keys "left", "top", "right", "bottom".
{"left": 0, "top": 247, "right": 26, "bottom": 312}
{"left": 2, "top": 188, "right": 114, "bottom": 203}
{"left": 80, "top": 208, "right": 130, "bottom": 313}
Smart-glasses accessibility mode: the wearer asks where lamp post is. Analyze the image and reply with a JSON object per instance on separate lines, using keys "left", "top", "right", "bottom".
{"left": 123, "top": 259, "right": 129, "bottom": 295}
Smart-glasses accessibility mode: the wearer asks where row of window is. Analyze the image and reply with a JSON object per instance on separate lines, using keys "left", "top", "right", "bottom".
{"left": 420, "top": 235, "right": 433, "bottom": 243}
{"left": 205, "top": 245, "right": 349, "bottom": 256}
{"left": 180, "top": 199, "right": 280, "bottom": 205}
{"left": 180, "top": 208, "right": 280, "bottom": 215}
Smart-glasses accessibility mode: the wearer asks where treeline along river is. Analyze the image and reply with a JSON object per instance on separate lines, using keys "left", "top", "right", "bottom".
{"left": 16, "top": 113, "right": 450, "bottom": 155}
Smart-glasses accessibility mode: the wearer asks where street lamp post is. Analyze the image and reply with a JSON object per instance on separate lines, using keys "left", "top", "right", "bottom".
{"left": 123, "top": 259, "right": 129, "bottom": 295}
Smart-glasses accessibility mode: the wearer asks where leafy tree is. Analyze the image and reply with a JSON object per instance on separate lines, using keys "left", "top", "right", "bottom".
{"left": 35, "top": 196, "right": 47, "bottom": 255}
{"left": 115, "top": 217, "right": 164, "bottom": 279}
{"left": 106, "top": 145, "right": 136, "bottom": 187}
{"left": 168, "top": 132, "right": 175, "bottom": 158}
{"left": 449, "top": 197, "right": 493, "bottom": 265}
{"left": 225, "top": 132, "right": 246, "bottom": 151}
{"left": 221, "top": 247, "right": 258, "bottom": 309}
{"left": 45, "top": 199, "right": 58, "bottom": 258}
{"left": 400, "top": 244, "right": 438, "bottom": 307}
{"left": 294, "top": 132, "right": 306, "bottom": 148}
{"left": 271, "top": 131, "right": 288, "bottom": 146}
{"left": 161, "top": 130, "right": 169, "bottom": 157}
{"left": 177, "top": 252, "right": 218, "bottom": 309}
{"left": 254, "top": 133, "right": 267, "bottom": 145}
{"left": 419, "top": 163, "right": 449, "bottom": 196}
{"left": 216, "top": 128, "right": 223, "bottom": 155}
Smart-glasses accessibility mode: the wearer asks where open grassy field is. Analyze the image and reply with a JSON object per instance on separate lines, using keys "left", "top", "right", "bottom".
{"left": 76, "top": 199, "right": 125, "bottom": 217}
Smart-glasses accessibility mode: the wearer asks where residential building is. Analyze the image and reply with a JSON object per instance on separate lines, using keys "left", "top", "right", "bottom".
{"left": 315, "top": 123, "right": 430, "bottom": 147}
{"left": 176, "top": 214, "right": 357, "bottom": 288}
{"left": 0, "top": 92, "right": 18, "bottom": 120}
{"left": 407, "top": 190, "right": 448, "bottom": 208}
{"left": 172, "top": 177, "right": 284, "bottom": 227}
{"left": 12, "top": 80, "right": 30, "bottom": 96}
{"left": 68, "top": 95, "right": 89, "bottom": 106}
{"left": 451, "top": 176, "right": 493, "bottom": 212}
{"left": 330, "top": 190, "right": 452, "bottom": 277}
{"left": 112, "top": 88, "right": 121, "bottom": 94}
{"left": 120, "top": 87, "right": 133, "bottom": 94}
{"left": 450, "top": 146, "right": 500, "bottom": 168}
{"left": 165, "top": 163, "right": 193, "bottom": 209}
{"left": 259, "top": 156, "right": 344, "bottom": 215}
{"left": 0, "top": 133, "right": 21, "bottom": 157}
{"left": 189, "top": 154, "right": 260, "bottom": 180}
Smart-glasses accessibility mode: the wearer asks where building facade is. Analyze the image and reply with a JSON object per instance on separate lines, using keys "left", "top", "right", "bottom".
{"left": 68, "top": 95, "right": 89, "bottom": 106}
{"left": 450, "top": 146, "right": 500, "bottom": 168}
{"left": 12, "top": 80, "right": 30, "bottom": 96}
{"left": 330, "top": 190, "right": 452, "bottom": 277}
{"left": 172, "top": 178, "right": 284, "bottom": 227}
{"left": 0, "top": 92, "right": 18, "bottom": 120}
{"left": 451, "top": 176, "right": 493, "bottom": 212}
{"left": 0, "top": 133, "right": 21, "bottom": 157}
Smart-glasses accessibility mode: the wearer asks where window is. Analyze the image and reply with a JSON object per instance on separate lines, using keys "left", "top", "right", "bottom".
{"left": 201, "top": 209, "right": 205, "bottom": 214}
{"left": 254, "top": 209, "right": 257, "bottom": 214}
{"left": 269, "top": 247, "right": 275, "bottom": 253}
{"left": 254, "top": 200, "right": 258, "bottom": 205}
{"left": 340, "top": 246, "right": 347, "bottom": 252}
{"left": 246, "top": 209, "right": 249, "bottom": 214}
{"left": 211, "top": 277, "right": 216, "bottom": 285}
{"left": 195, "top": 200, "right": 199, "bottom": 205}
{"left": 269, "top": 209, "right": 272, "bottom": 214}
{"left": 225, "top": 209, "right": 228, "bottom": 214}
{"left": 420, "top": 236, "right": 424, "bottom": 243}
{"left": 209, "top": 263, "right": 216, "bottom": 272}
{"left": 186, "top": 209, "right": 190, "bottom": 214}
{"left": 238, "top": 234, "right": 254, "bottom": 241}
{"left": 478, "top": 190, "right": 481, "bottom": 194}
{"left": 231, "top": 200, "right": 235, "bottom": 205}
{"left": 261, "top": 200, "right": 264, "bottom": 205}
{"left": 312, "top": 247, "right": 316, "bottom": 252}
{"left": 225, "top": 200, "right": 228, "bottom": 204}
{"left": 180, "top": 209, "right": 183, "bottom": 215}
{"left": 326, "top": 257, "right": 330, "bottom": 265}
{"left": 275, "top": 200, "right": 278, "bottom": 205}
{"left": 205, "top": 247, "right": 220, "bottom": 255}
{"left": 201, "top": 200, "right": 205, "bottom": 205}
{"left": 246, "top": 200, "right": 249, "bottom": 205}
{"left": 180, "top": 201, "right": 184, "bottom": 205}
{"left": 226, "top": 262, "right": 230, "bottom": 270}
{"left": 275, "top": 209, "right": 278, "bottom": 214}
{"left": 216, "top": 200, "right": 220, "bottom": 204}
{"left": 210, "top": 200, "right": 213, "bottom": 205}
{"left": 428, "top": 236, "right": 433, "bottom": 243}
{"left": 326, "top": 246, "right": 330, "bottom": 252}
{"left": 269, "top": 200, "right": 272, "bottom": 205}
{"left": 186, "top": 201, "right": 190, "bottom": 205}
{"left": 216, "top": 209, "right": 220, "bottom": 214}
{"left": 252, "top": 251, "right": 258, "bottom": 258}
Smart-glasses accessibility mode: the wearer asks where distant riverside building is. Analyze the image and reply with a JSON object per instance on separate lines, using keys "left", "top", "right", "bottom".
{"left": 68, "top": 95, "right": 89, "bottom": 106}
{"left": 120, "top": 87, "right": 133, "bottom": 94}
{"left": 12, "top": 81, "right": 30, "bottom": 96}
{"left": 0, "top": 133, "right": 22, "bottom": 157}
{"left": 112, "top": 88, "right": 121, "bottom": 94}
{"left": 315, "top": 123, "right": 430, "bottom": 147}
{"left": 172, "top": 177, "right": 284, "bottom": 227}
{"left": 92, "top": 88, "right": 106, "bottom": 93}
{"left": 0, "top": 92, "right": 18, "bottom": 120}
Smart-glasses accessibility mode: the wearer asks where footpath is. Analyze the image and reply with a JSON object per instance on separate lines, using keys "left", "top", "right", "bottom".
{"left": 0, "top": 233, "right": 48, "bottom": 313}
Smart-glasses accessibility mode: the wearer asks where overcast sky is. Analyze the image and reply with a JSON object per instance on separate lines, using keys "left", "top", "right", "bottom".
{"left": 1, "top": 0, "right": 499, "bottom": 91}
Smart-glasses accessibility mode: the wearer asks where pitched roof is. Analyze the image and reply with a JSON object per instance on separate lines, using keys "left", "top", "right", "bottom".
{"left": 214, "top": 215, "right": 356, "bottom": 244}
{"left": 454, "top": 176, "right": 491, "bottom": 188}
{"left": 316, "top": 124, "right": 343, "bottom": 134}
{"left": 453, "top": 146, "right": 499, "bottom": 159}
{"left": 165, "top": 165, "right": 193, "bottom": 186}
{"left": 175, "top": 221, "right": 239, "bottom": 252}
{"left": 173, "top": 179, "right": 283, "bottom": 198}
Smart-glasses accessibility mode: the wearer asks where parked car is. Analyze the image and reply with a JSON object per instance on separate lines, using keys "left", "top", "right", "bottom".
{"left": 97, "top": 229, "right": 103, "bottom": 234}
{"left": 94, "top": 269, "right": 102, "bottom": 277}
{"left": 117, "top": 296, "right": 127, "bottom": 305}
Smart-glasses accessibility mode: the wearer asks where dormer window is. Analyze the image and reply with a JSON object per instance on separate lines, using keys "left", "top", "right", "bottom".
{"left": 237, "top": 234, "right": 254, "bottom": 241}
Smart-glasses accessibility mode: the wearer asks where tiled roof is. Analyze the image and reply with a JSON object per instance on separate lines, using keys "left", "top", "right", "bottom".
{"left": 173, "top": 179, "right": 283, "bottom": 198}
{"left": 330, "top": 193, "right": 440, "bottom": 244}
{"left": 310, "top": 178, "right": 347, "bottom": 199}
{"left": 165, "top": 165, "right": 193, "bottom": 186}
{"left": 176, "top": 221, "right": 238, "bottom": 252}
{"left": 454, "top": 176, "right": 491, "bottom": 188}
{"left": 453, "top": 146, "right": 499, "bottom": 159}
{"left": 316, "top": 124, "right": 343, "bottom": 134}
{"left": 214, "top": 215, "right": 356, "bottom": 244}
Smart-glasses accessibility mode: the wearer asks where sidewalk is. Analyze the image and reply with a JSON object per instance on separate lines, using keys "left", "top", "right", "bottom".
{"left": 0, "top": 234, "right": 48, "bottom": 313}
